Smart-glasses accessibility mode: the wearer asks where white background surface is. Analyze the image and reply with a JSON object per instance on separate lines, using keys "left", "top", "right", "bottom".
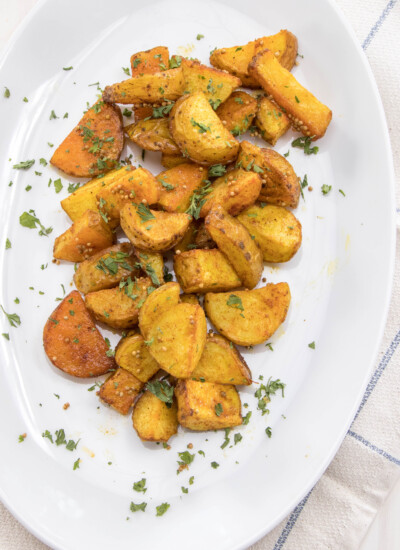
{"left": 0, "top": 1, "right": 398, "bottom": 549}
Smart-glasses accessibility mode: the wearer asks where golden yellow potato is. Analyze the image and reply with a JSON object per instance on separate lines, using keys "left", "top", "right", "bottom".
{"left": 237, "top": 204, "right": 302, "bottom": 262}
{"left": 147, "top": 303, "right": 207, "bottom": 378}
{"left": 205, "top": 206, "right": 263, "bottom": 289}
{"left": 161, "top": 153, "right": 187, "bottom": 169}
{"left": 134, "top": 249, "right": 164, "bottom": 285}
{"left": 85, "top": 276, "right": 152, "bottom": 329}
{"left": 175, "top": 379, "right": 242, "bottom": 430}
{"left": 132, "top": 391, "right": 178, "bottom": 442}
{"left": 194, "top": 222, "right": 216, "bottom": 250}
{"left": 120, "top": 203, "right": 191, "bottom": 251}
{"left": 216, "top": 91, "right": 257, "bottom": 135}
{"left": 125, "top": 118, "right": 180, "bottom": 155}
{"left": 237, "top": 141, "right": 300, "bottom": 208}
{"left": 138, "top": 282, "right": 181, "bottom": 340}
{"left": 173, "top": 221, "right": 198, "bottom": 253}
{"left": 248, "top": 49, "right": 332, "bottom": 139}
{"left": 191, "top": 333, "right": 252, "bottom": 385}
{"left": 169, "top": 92, "right": 239, "bottom": 166}
{"left": 157, "top": 163, "right": 206, "bottom": 213}
{"left": 255, "top": 97, "right": 291, "bottom": 145}
{"left": 180, "top": 293, "right": 199, "bottom": 305}
{"left": 130, "top": 46, "right": 169, "bottom": 76}
{"left": 204, "top": 283, "right": 291, "bottom": 346}
{"left": 115, "top": 332, "right": 160, "bottom": 383}
{"left": 99, "top": 368, "right": 143, "bottom": 415}
{"left": 173, "top": 249, "right": 241, "bottom": 293}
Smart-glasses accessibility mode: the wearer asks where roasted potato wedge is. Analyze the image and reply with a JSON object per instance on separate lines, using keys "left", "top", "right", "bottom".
{"left": 43, "top": 290, "right": 115, "bottom": 377}
{"left": 73, "top": 243, "right": 140, "bottom": 294}
{"left": 132, "top": 391, "right": 178, "bottom": 442}
{"left": 53, "top": 210, "right": 114, "bottom": 262}
{"left": 169, "top": 92, "right": 239, "bottom": 166}
{"left": 204, "top": 283, "right": 291, "bottom": 346}
{"left": 174, "top": 221, "right": 198, "bottom": 253}
{"left": 238, "top": 141, "right": 300, "bottom": 208}
{"left": 85, "top": 276, "right": 152, "bottom": 329}
{"left": 103, "top": 68, "right": 184, "bottom": 104}
{"left": 199, "top": 168, "right": 262, "bottom": 218}
{"left": 175, "top": 379, "right": 242, "bottom": 430}
{"left": 125, "top": 118, "right": 180, "bottom": 155}
{"left": 130, "top": 46, "right": 169, "bottom": 76}
{"left": 157, "top": 163, "right": 206, "bottom": 213}
{"left": 134, "top": 249, "right": 164, "bottom": 285}
{"left": 99, "top": 368, "right": 143, "bottom": 415}
{"left": 237, "top": 204, "right": 302, "bottom": 262}
{"left": 194, "top": 222, "right": 216, "bottom": 249}
{"left": 120, "top": 203, "right": 191, "bottom": 251}
{"left": 138, "top": 282, "right": 181, "bottom": 339}
{"left": 248, "top": 49, "right": 332, "bottom": 139}
{"left": 50, "top": 101, "right": 123, "bottom": 178}
{"left": 174, "top": 249, "right": 241, "bottom": 293}
{"left": 216, "top": 91, "right": 257, "bottom": 136}
{"left": 161, "top": 153, "right": 187, "bottom": 169}
{"left": 180, "top": 293, "right": 199, "bottom": 305}
{"left": 115, "top": 332, "right": 160, "bottom": 382}
{"left": 205, "top": 206, "right": 263, "bottom": 289}
{"left": 210, "top": 30, "right": 298, "bottom": 87}
{"left": 192, "top": 333, "right": 252, "bottom": 385}
{"left": 255, "top": 97, "right": 291, "bottom": 145}
{"left": 147, "top": 303, "right": 207, "bottom": 378}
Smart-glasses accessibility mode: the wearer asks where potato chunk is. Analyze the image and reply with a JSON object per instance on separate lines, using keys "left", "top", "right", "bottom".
{"left": 53, "top": 210, "right": 113, "bottom": 262}
{"left": 238, "top": 141, "right": 300, "bottom": 208}
{"left": 99, "top": 368, "right": 143, "bottom": 415}
{"left": 135, "top": 249, "right": 164, "bottom": 285}
{"left": 50, "top": 101, "right": 124, "bottom": 177}
{"left": 174, "top": 249, "right": 241, "bottom": 293}
{"left": 85, "top": 276, "right": 152, "bottom": 329}
{"left": 175, "top": 379, "right": 242, "bottom": 431}
{"left": 248, "top": 49, "right": 332, "bottom": 139}
{"left": 194, "top": 222, "right": 216, "bottom": 250}
{"left": 180, "top": 294, "right": 199, "bottom": 305}
{"left": 115, "top": 332, "right": 160, "bottom": 382}
{"left": 174, "top": 221, "right": 198, "bottom": 253}
{"left": 169, "top": 92, "right": 239, "bottom": 166}
{"left": 216, "top": 91, "right": 257, "bottom": 136}
{"left": 120, "top": 203, "right": 190, "bottom": 251}
{"left": 192, "top": 333, "right": 252, "bottom": 385}
{"left": 255, "top": 97, "right": 291, "bottom": 145}
{"left": 157, "top": 163, "right": 206, "bottom": 213}
{"left": 237, "top": 204, "right": 302, "bottom": 262}
{"left": 43, "top": 291, "right": 115, "bottom": 378}
{"left": 210, "top": 30, "right": 298, "bottom": 87}
{"left": 132, "top": 391, "right": 178, "bottom": 442}
{"left": 204, "top": 283, "right": 291, "bottom": 346}
{"left": 147, "top": 303, "right": 207, "bottom": 378}
{"left": 73, "top": 243, "right": 140, "bottom": 294}
{"left": 161, "top": 153, "right": 187, "bottom": 169}
{"left": 205, "top": 206, "right": 263, "bottom": 289}
{"left": 130, "top": 46, "right": 169, "bottom": 76}
{"left": 125, "top": 118, "right": 179, "bottom": 155}
{"left": 199, "top": 168, "right": 262, "bottom": 218}
{"left": 138, "top": 282, "right": 181, "bottom": 340}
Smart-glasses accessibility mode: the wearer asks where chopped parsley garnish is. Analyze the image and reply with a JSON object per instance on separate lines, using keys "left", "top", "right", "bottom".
{"left": 242, "top": 411, "right": 252, "bottom": 425}
{"left": 122, "top": 67, "right": 131, "bottom": 76}
{"left": 63, "top": 66, "right": 73, "bottom": 71}
{"left": 189, "top": 476, "right": 194, "bottom": 485}
{"left": 254, "top": 377, "right": 285, "bottom": 415}
{"left": 159, "top": 178, "right": 174, "bottom": 191}
{"left": 198, "top": 450, "right": 205, "bottom": 457}
{"left": 152, "top": 103, "right": 174, "bottom": 118}
{"left": 308, "top": 341, "right": 316, "bottom": 349}
{"left": 4, "top": 87, "right": 10, "bottom": 98}
{"left": 211, "top": 461, "right": 219, "bottom": 469}
{"left": 292, "top": 136, "right": 319, "bottom": 155}
{"left": 215, "top": 403, "right": 223, "bottom": 416}
{"left": 19, "top": 210, "right": 52, "bottom": 236}
{"left": 177, "top": 451, "right": 195, "bottom": 473}
{"left": 73, "top": 458, "right": 80, "bottom": 470}
{"left": 321, "top": 184, "right": 332, "bottom": 195}
{"left": 209, "top": 98, "right": 222, "bottom": 110}
{"left": 136, "top": 203, "right": 155, "bottom": 223}
{"left": 68, "top": 182, "right": 81, "bottom": 193}
{"left": 2, "top": 333, "right": 9, "bottom": 340}
{"left": 196, "top": 34, "right": 204, "bottom": 40}
{"left": 221, "top": 428, "right": 231, "bottom": 449}
{"left": 13, "top": 159, "right": 35, "bottom": 170}
{"left": 169, "top": 56, "right": 182, "bottom": 69}
{"left": 265, "top": 343, "right": 274, "bottom": 351}
{"left": 265, "top": 427, "right": 272, "bottom": 438}
{"left": 234, "top": 97, "right": 244, "bottom": 104}
{"left": 181, "top": 486, "right": 188, "bottom": 494}
{"left": 49, "top": 110, "right": 58, "bottom": 120}
{"left": 300, "top": 174, "right": 308, "bottom": 199}
{"left": 42, "top": 430, "right": 53, "bottom": 443}
{"left": 133, "top": 478, "right": 147, "bottom": 493}
{"left": 156, "top": 503, "right": 170, "bottom": 516}
{"left": 96, "top": 251, "right": 131, "bottom": 275}
{"left": 234, "top": 433, "right": 242, "bottom": 445}
{"left": 226, "top": 294, "right": 244, "bottom": 311}
{"left": 186, "top": 180, "right": 213, "bottom": 219}
{"left": 18, "top": 434, "right": 27, "bottom": 443}
{"left": 190, "top": 118, "right": 211, "bottom": 133}
{"left": 208, "top": 164, "right": 226, "bottom": 178}
{"left": 130, "top": 502, "right": 147, "bottom": 512}
{"left": 122, "top": 108, "right": 132, "bottom": 117}
{"left": 339, "top": 189, "right": 346, "bottom": 197}
{"left": 5, "top": 238, "right": 11, "bottom": 250}
{"left": 163, "top": 266, "right": 173, "bottom": 282}
{"left": 145, "top": 380, "right": 174, "bottom": 406}
{"left": 295, "top": 95, "right": 300, "bottom": 103}
{"left": 0, "top": 305, "right": 21, "bottom": 327}
{"left": 132, "top": 58, "right": 142, "bottom": 68}
{"left": 53, "top": 178, "right": 63, "bottom": 193}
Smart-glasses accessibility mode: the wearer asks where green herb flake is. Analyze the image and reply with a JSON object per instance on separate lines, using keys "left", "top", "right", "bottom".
{"left": 234, "top": 433, "right": 242, "bottom": 445}
{"left": 243, "top": 411, "right": 252, "bottom": 425}
{"left": 5, "top": 238, "right": 11, "bottom": 250}
{"left": 254, "top": 377, "right": 286, "bottom": 416}
{"left": 49, "top": 110, "right": 58, "bottom": 120}
{"left": 308, "top": 341, "right": 316, "bottom": 349}
{"left": 63, "top": 66, "right": 73, "bottom": 71}
{"left": 156, "top": 503, "right": 170, "bottom": 516}
{"left": 13, "top": 159, "right": 35, "bottom": 170}
{"left": 18, "top": 433, "right": 27, "bottom": 443}
{"left": 136, "top": 203, "right": 156, "bottom": 223}
{"left": 2, "top": 333, "right": 10, "bottom": 340}
{"left": 339, "top": 189, "right": 346, "bottom": 197}
{"left": 196, "top": 34, "right": 204, "bottom": 40}
{"left": 321, "top": 184, "right": 332, "bottom": 195}
{"left": 73, "top": 458, "right": 80, "bottom": 470}
{"left": 226, "top": 294, "right": 244, "bottom": 311}
{"left": 0, "top": 305, "right": 21, "bottom": 327}
{"left": 265, "top": 427, "right": 272, "bottom": 438}
{"left": 189, "top": 476, "right": 194, "bottom": 485}
{"left": 4, "top": 87, "right": 10, "bottom": 98}
{"left": 42, "top": 430, "right": 53, "bottom": 443}
{"left": 19, "top": 210, "right": 52, "bottom": 236}
{"left": 190, "top": 118, "right": 211, "bottom": 133}
{"left": 181, "top": 486, "right": 188, "bottom": 494}
{"left": 292, "top": 136, "right": 319, "bottom": 155}
{"left": 122, "top": 108, "right": 132, "bottom": 118}
{"left": 54, "top": 178, "right": 63, "bottom": 193}
{"left": 215, "top": 403, "right": 223, "bottom": 417}
{"left": 133, "top": 478, "right": 147, "bottom": 493}
{"left": 130, "top": 502, "right": 147, "bottom": 512}
{"left": 122, "top": 67, "right": 131, "bottom": 76}
{"left": 211, "top": 461, "right": 219, "bottom": 469}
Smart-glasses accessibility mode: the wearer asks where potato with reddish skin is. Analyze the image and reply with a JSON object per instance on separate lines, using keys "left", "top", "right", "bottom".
{"left": 181, "top": 58, "right": 241, "bottom": 104}
{"left": 204, "top": 283, "right": 291, "bottom": 346}
{"left": 157, "top": 163, "right": 206, "bottom": 213}
{"left": 138, "top": 282, "right": 181, "bottom": 340}
{"left": 50, "top": 101, "right": 124, "bottom": 178}
{"left": 115, "top": 332, "right": 160, "bottom": 382}
{"left": 132, "top": 391, "right": 178, "bottom": 442}
{"left": 125, "top": 118, "right": 179, "bottom": 155}
{"left": 216, "top": 91, "right": 257, "bottom": 136}
{"left": 175, "top": 379, "right": 242, "bottom": 431}
{"left": 255, "top": 97, "right": 291, "bottom": 146}
{"left": 99, "top": 368, "right": 143, "bottom": 415}
{"left": 43, "top": 291, "right": 115, "bottom": 378}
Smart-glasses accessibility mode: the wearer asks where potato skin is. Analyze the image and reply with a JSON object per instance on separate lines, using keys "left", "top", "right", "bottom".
{"left": 216, "top": 91, "right": 257, "bottom": 136}
{"left": 173, "top": 249, "right": 241, "bottom": 293}
{"left": 157, "top": 163, "right": 206, "bottom": 213}
{"left": 181, "top": 58, "right": 241, "bottom": 104}
{"left": 138, "top": 282, "right": 181, "bottom": 340}
{"left": 115, "top": 332, "right": 160, "bottom": 382}
{"left": 43, "top": 291, "right": 115, "bottom": 378}
{"left": 255, "top": 97, "right": 291, "bottom": 146}
{"left": 194, "top": 222, "right": 216, "bottom": 250}
{"left": 204, "top": 283, "right": 291, "bottom": 346}
{"left": 99, "top": 368, "right": 143, "bottom": 415}
{"left": 130, "top": 46, "right": 169, "bottom": 76}
{"left": 237, "top": 204, "right": 302, "bottom": 262}
{"left": 132, "top": 391, "right": 178, "bottom": 442}
{"left": 205, "top": 206, "right": 263, "bottom": 289}
{"left": 125, "top": 118, "right": 179, "bottom": 155}
{"left": 169, "top": 92, "right": 239, "bottom": 166}
{"left": 161, "top": 153, "right": 187, "bottom": 169}
{"left": 174, "top": 221, "right": 198, "bottom": 253}
{"left": 175, "top": 379, "right": 242, "bottom": 431}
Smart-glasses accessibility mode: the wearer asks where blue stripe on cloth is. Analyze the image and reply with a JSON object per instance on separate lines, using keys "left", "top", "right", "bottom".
{"left": 272, "top": 491, "right": 313, "bottom": 550}
{"left": 348, "top": 430, "right": 400, "bottom": 466}
{"left": 362, "top": 0, "right": 398, "bottom": 50}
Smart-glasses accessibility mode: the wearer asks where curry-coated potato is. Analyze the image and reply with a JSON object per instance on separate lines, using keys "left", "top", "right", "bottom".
{"left": 205, "top": 206, "right": 263, "bottom": 289}
{"left": 204, "top": 283, "right": 291, "bottom": 346}
{"left": 199, "top": 168, "right": 262, "bottom": 218}
{"left": 175, "top": 379, "right": 242, "bottom": 430}
{"left": 173, "top": 249, "right": 241, "bottom": 293}
{"left": 248, "top": 50, "right": 332, "bottom": 139}
{"left": 174, "top": 221, "right": 199, "bottom": 253}
{"left": 191, "top": 333, "right": 252, "bottom": 385}
{"left": 115, "top": 332, "right": 160, "bottom": 382}
{"left": 146, "top": 303, "right": 207, "bottom": 378}
{"left": 180, "top": 293, "right": 199, "bottom": 305}
{"left": 169, "top": 92, "right": 239, "bottom": 166}
{"left": 210, "top": 29, "right": 298, "bottom": 87}
{"left": 237, "top": 204, "right": 302, "bottom": 262}
{"left": 53, "top": 210, "right": 114, "bottom": 263}
{"left": 43, "top": 291, "right": 115, "bottom": 378}
{"left": 130, "top": 46, "right": 169, "bottom": 76}
{"left": 73, "top": 243, "right": 140, "bottom": 294}
{"left": 138, "top": 282, "right": 181, "bottom": 340}
{"left": 99, "top": 368, "right": 143, "bottom": 415}
{"left": 157, "top": 163, "right": 206, "bottom": 213}
{"left": 120, "top": 203, "right": 191, "bottom": 252}
{"left": 255, "top": 97, "right": 291, "bottom": 146}
{"left": 132, "top": 391, "right": 178, "bottom": 442}
{"left": 238, "top": 141, "right": 300, "bottom": 208}
{"left": 134, "top": 249, "right": 164, "bottom": 285}
{"left": 193, "top": 222, "right": 216, "bottom": 249}
{"left": 161, "top": 153, "right": 187, "bottom": 169}
{"left": 216, "top": 91, "right": 257, "bottom": 136}
{"left": 85, "top": 276, "right": 152, "bottom": 329}
{"left": 125, "top": 118, "right": 180, "bottom": 155}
